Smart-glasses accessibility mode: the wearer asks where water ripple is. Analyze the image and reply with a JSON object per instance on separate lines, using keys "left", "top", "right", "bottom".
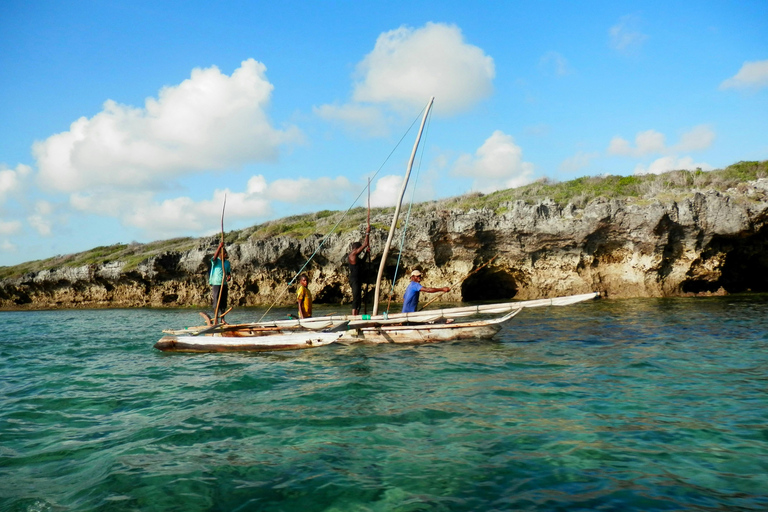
{"left": 2, "top": 298, "right": 768, "bottom": 511}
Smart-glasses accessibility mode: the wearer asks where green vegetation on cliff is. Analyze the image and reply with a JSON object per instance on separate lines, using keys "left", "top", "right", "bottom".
{"left": 1, "top": 160, "right": 765, "bottom": 280}
{"left": 445, "top": 160, "right": 768, "bottom": 212}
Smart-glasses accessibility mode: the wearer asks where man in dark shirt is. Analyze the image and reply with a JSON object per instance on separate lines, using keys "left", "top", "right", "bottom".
{"left": 347, "top": 227, "right": 370, "bottom": 315}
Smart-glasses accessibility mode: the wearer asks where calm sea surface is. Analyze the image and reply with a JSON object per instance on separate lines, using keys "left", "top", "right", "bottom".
{"left": 1, "top": 296, "right": 767, "bottom": 512}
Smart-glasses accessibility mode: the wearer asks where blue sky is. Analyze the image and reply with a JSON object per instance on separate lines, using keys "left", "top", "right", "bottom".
{"left": 1, "top": 1, "right": 766, "bottom": 267}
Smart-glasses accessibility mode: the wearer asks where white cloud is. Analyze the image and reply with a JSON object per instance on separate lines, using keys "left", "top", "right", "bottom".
{"left": 675, "top": 125, "right": 715, "bottom": 152}
{"left": 119, "top": 190, "right": 272, "bottom": 237}
{"left": 246, "top": 175, "right": 267, "bottom": 195}
{"left": 267, "top": 176, "right": 357, "bottom": 204}
{"left": 608, "top": 130, "right": 665, "bottom": 156}
{"left": 67, "top": 173, "right": 359, "bottom": 238}
{"left": 27, "top": 200, "right": 54, "bottom": 236}
{"left": 607, "top": 136, "right": 632, "bottom": 156}
{"left": 0, "top": 219, "right": 22, "bottom": 235}
{"left": 635, "top": 130, "right": 666, "bottom": 154}
{"left": 27, "top": 216, "right": 52, "bottom": 236}
{"left": 33, "top": 59, "right": 301, "bottom": 194}
{"left": 452, "top": 131, "right": 535, "bottom": 193}
{"left": 539, "top": 52, "right": 571, "bottom": 76}
{"left": 609, "top": 15, "right": 648, "bottom": 55}
{"left": 0, "top": 164, "right": 32, "bottom": 202}
{"left": 313, "top": 103, "right": 389, "bottom": 137}
{"left": 607, "top": 126, "right": 716, "bottom": 175}
{"left": 634, "top": 156, "right": 714, "bottom": 175}
{"left": 348, "top": 22, "right": 494, "bottom": 116}
{"left": 369, "top": 175, "right": 405, "bottom": 207}
{"left": 1, "top": 239, "right": 16, "bottom": 253}
{"left": 720, "top": 60, "right": 768, "bottom": 90}
{"left": 608, "top": 126, "right": 714, "bottom": 157}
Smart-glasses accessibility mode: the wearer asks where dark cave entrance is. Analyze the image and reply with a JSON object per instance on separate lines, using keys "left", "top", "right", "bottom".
{"left": 314, "top": 283, "right": 345, "bottom": 304}
{"left": 682, "top": 225, "right": 768, "bottom": 294}
{"left": 461, "top": 268, "right": 518, "bottom": 302}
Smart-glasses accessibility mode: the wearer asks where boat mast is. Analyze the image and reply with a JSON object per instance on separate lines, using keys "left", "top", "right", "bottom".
{"left": 372, "top": 96, "right": 434, "bottom": 316}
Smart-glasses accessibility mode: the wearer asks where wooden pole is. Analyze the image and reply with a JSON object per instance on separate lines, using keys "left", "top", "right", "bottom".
{"left": 213, "top": 194, "right": 227, "bottom": 325}
{"left": 362, "top": 177, "right": 371, "bottom": 314}
{"left": 372, "top": 97, "right": 434, "bottom": 316}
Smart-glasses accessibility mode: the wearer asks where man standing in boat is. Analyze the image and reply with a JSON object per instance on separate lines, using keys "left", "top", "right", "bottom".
{"left": 347, "top": 226, "right": 370, "bottom": 315}
{"left": 297, "top": 274, "right": 313, "bottom": 319}
{"left": 402, "top": 270, "right": 449, "bottom": 313}
{"left": 210, "top": 241, "right": 232, "bottom": 318}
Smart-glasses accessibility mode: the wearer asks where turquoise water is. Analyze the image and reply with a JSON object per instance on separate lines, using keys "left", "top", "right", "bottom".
{"left": 2, "top": 297, "right": 768, "bottom": 511}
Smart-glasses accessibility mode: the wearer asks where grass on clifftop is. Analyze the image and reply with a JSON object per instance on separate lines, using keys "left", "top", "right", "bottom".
{"left": 1, "top": 160, "right": 766, "bottom": 280}
{"left": 0, "top": 238, "right": 197, "bottom": 280}
{"left": 444, "top": 160, "right": 768, "bottom": 212}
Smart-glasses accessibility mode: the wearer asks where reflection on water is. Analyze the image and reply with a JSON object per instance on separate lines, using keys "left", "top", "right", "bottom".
{"left": 2, "top": 296, "right": 768, "bottom": 511}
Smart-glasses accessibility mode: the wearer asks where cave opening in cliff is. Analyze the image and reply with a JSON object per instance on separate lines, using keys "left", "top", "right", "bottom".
{"left": 720, "top": 228, "right": 768, "bottom": 292}
{"left": 683, "top": 227, "right": 768, "bottom": 294}
{"left": 314, "top": 283, "right": 344, "bottom": 304}
{"left": 461, "top": 268, "right": 518, "bottom": 302}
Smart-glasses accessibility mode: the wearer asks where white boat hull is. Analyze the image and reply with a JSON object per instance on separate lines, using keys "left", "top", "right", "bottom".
{"left": 154, "top": 331, "right": 343, "bottom": 353}
{"left": 339, "top": 322, "right": 502, "bottom": 344}
{"left": 338, "top": 308, "right": 520, "bottom": 344}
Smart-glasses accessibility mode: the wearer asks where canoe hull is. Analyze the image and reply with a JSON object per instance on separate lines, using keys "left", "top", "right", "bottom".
{"left": 338, "top": 322, "right": 502, "bottom": 344}
{"left": 154, "top": 331, "right": 343, "bottom": 353}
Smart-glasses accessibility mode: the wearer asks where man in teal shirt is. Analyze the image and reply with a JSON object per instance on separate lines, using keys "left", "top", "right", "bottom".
{"left": 210, "top": 241, "right": 232, "bottom": 318}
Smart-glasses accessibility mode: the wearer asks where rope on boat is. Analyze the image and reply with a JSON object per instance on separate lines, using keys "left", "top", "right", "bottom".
{"left": 256, "top": 110, "right": 427, "bottom": 323}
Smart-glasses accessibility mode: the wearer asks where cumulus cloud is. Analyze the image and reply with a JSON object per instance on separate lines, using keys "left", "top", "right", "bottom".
{"left": 267, "top": 176, "right": 357, "bottom": 204}
{"left": 608, "top": 130, "right": 666, "bottom": 156}
{"left": 675, "top": 125, "right": 716, "bottom": 151}
{"left": 608, "top": 126, "right": 715, "bottom": 157}
{"left": 369, "top": 175, "right": 405, "bottom": 207}
{"left": 0, "top": 164, "right": 32, "bottom": 203}
{"left": 607, "top": 126, "right": 716, "bottom": 175}
{"left": 364, "top": 170, "right": 439, "bottom": 208}
{"left": 634, "top": 156, "right": 714, "bottom": 175}
{"left": 0, "top": 219, "right": 22, "bottom": 235}
{"left": 33, "top": 59, "right": 301, "bottom": 194}
{"left": 1, "top": 239, "right": 16, "bottom": 253}
{"left": 720, "top": 60, "right": 768, "bottom": 90}
{"left": 452, "top": 131, "right": 534, "bottom": 193}
{"left": 66, "top": 173, "right": 359, "bottom": 238}
{"left": 609, "top": 15, "right": 648, "bottom": 54}
{"left": 354, "top": 22, "right": 494, "bottom": 115}
{"left": 27, "top": 200, "right": 54, "bottom": 236}
{"left": 315, "top": 22, "right": 494, "bottom": 125}
{"left": 121, "top": 190, "right": 272, "bottom": 237}
{"left": 312, "top": 103, "right": 390, "bottom": 137}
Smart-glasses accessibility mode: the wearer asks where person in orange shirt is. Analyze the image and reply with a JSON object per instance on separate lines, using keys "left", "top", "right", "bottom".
{"left": 296, "top": 274, "right": 313, "bottom": 319}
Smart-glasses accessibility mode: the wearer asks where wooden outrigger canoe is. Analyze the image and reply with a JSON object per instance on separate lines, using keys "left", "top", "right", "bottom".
{"left": 154, "top": 96, "right": 601, "bottom": 353}
{"left": 154, "top": 293, "right": 599, "bottom": 352}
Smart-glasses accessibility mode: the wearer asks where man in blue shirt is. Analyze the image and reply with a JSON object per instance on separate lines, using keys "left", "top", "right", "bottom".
{"left": 402, "top": 270, "right": 450, "bottom": 313}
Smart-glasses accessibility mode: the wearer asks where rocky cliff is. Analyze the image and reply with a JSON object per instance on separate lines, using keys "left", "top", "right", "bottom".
{"left": 3, "top": 179, "right": 768, "bottom": 310}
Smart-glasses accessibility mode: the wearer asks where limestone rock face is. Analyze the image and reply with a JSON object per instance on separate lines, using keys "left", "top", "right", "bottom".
{"left": 3, "top": 180, "right": 768, "bottom": 309}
